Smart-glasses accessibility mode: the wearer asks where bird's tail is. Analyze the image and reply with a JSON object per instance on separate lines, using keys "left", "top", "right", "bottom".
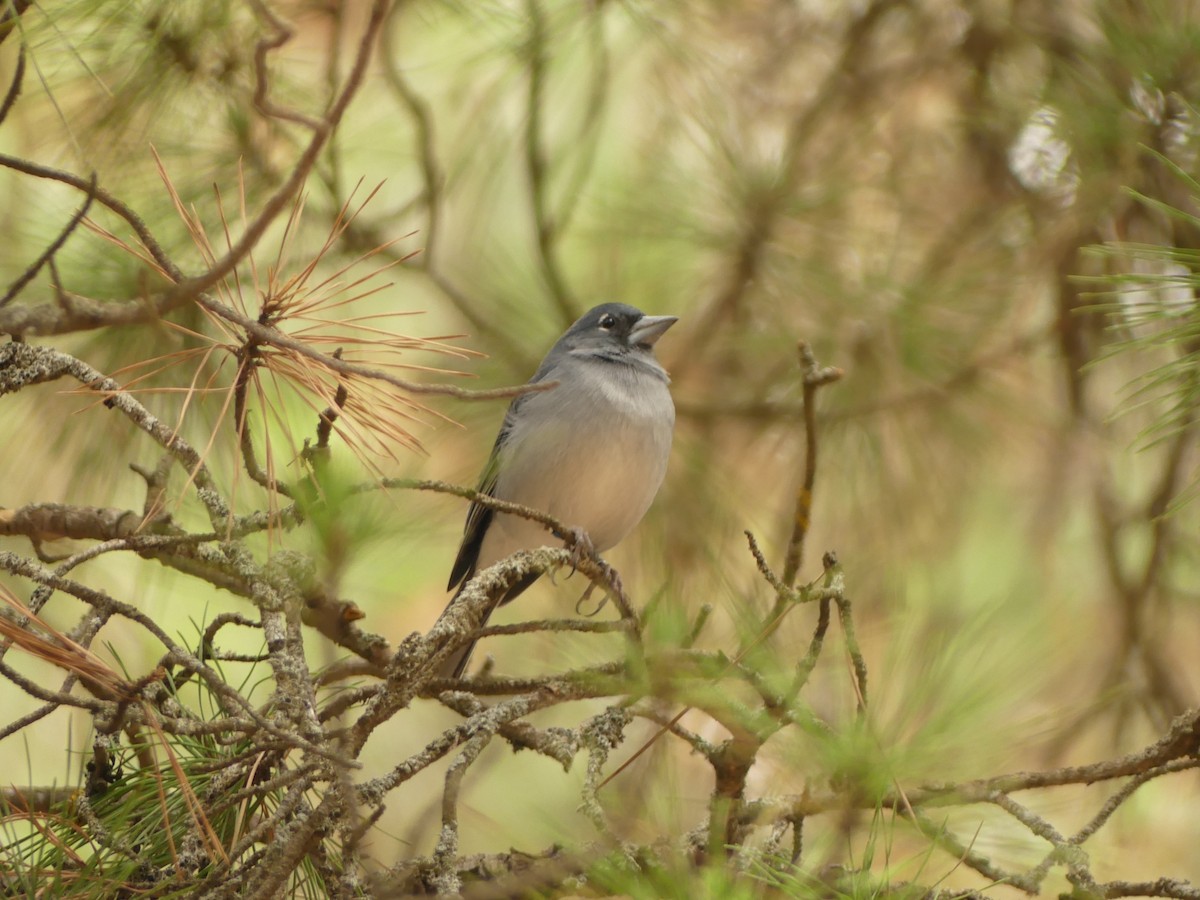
{"left": 435, "top": 584, "right": 493, "bottom": 679}
{"left": 435, "top": 571, "right": 542, "bottom": 679}
{"left": 440, "top": 641, "right": 476, "bottom": 680}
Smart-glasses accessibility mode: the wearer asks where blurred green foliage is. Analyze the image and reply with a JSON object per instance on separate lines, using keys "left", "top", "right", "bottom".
{"left": 2, "top": 0, "right": 1200, "bottom": 895}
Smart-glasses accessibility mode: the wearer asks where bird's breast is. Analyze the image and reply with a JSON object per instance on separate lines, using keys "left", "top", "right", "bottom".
{"left": 477, "top": 365, "right": 674, "bottom": 568}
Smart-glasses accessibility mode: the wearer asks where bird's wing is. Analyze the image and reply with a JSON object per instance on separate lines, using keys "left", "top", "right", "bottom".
{"left": 446, "top": 359, "right": 561, "bottom": 592}
{"left": 446, "top": 424, "right": 504, "bottom": 591}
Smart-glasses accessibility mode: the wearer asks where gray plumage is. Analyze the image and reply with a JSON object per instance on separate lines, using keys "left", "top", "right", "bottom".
{"left": 439, "top": 303, "right": 677, "bottom": 678}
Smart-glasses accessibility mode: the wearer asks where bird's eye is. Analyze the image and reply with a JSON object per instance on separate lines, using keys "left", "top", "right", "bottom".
{"left": 598, "top": 314, "right": 617, "bottom": 330}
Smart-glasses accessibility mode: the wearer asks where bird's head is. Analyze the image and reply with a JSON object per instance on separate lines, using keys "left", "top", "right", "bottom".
{"left": 557, "top": 303, "right": 677, "bottom": 362}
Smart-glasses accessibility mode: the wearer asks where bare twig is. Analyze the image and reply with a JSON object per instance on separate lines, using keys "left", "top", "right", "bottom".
{"left": 233, "top": 344, "right": 294, "bottom": 498}
{"left": 0, "top": 174, "right": 97, "bottom": 309}
{"left": 523, "top": 0, "right": 578, "bottom": 325}
{"left": 780, "top": 342, "right": 843, "bottom": 587}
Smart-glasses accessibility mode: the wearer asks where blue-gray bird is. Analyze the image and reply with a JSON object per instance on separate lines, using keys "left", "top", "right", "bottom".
{"left": 439, "top": 303, "right": 677, "bottom": 677}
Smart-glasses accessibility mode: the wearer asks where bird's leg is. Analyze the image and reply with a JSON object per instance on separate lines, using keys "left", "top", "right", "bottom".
{"left": 560, "top": 526, "right": 624, "bottom": 605}
{"left": 547, "top": 525, "right": 591, "bottom": 586}
{"left": 561, "top": 525, "right": 595, "bottom": 575}
{"left": 594, "top": 558, "right": 624, "bottom": 604}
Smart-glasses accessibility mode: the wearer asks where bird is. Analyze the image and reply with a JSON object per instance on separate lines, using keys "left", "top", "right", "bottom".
{"left": 437, "top": 302, "right": 677, "bottom": 678}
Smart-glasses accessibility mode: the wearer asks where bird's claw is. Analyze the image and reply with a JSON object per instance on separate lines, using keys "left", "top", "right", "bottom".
{"left": 565, "top": 526, "right": 595, "bottom": 576}
{"left": 560, "top": 527, "right": 623, "bottom": 607}
{"left": 597, "top": 559, "right": 623, "bottom": 600}
{"left": 575, "top": 582, "right": 605, "bottom": 616}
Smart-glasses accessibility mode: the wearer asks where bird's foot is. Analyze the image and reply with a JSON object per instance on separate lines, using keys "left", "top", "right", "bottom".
{"left": 598, "top": 559, "right": 624, "bottom": 600}
{"left": 575, "top": 582, "right": 606, "bottom": 616}
{"left": 564, "top": 526, "right": 595, "bottom": 575}
{"left": 560, "top": 527, "right": 623, "bottom": 605}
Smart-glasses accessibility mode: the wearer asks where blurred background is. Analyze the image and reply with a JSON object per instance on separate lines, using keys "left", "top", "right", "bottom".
{"left": 2, "top": 0, "right": 1199, "bottom": 893}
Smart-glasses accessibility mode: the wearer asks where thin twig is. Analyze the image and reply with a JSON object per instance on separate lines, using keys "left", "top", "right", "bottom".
{"left": 781, "top": 342, "right": 843, "bottom": 587}
{"left": 0, "top": 174, "right": 97, "bottom": 309}
{"left": 523, "top": 0, "right": 578, "bottom": 325}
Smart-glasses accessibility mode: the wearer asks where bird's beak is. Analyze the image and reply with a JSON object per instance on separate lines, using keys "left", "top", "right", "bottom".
{"left": 629, "top": 314, "right": 678, "bottom": 348}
